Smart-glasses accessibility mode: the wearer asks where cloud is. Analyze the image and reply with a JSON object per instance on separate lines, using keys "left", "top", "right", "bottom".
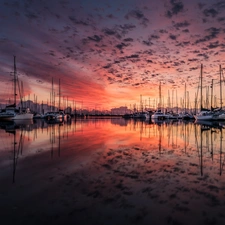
{"left": 126, "top": 54, "right": 139, "bottom": 59}
{"left": 169, "top": 34, "right": 177, "bottom": 40}
{"left": 102, "top": 28, "right": 122, "bottom": 39}
{"left": 115, "top": 42, "right": 129, "bottom": 50}
{"left": 203, "top": 8, "right": 218, "bottom": 18}
{"left": 196, "top": 53, "right": 209, "bottom": 60}
{"left": 120, "top": 24, "right": 136, "bottom": 33}
{"left": 207, "top": 41, "right": 225, "bottom": 49}
{"left": 142, "top": 40, "right": 153, "bottom": 46}
{"left": 165, "top": 0, "right": 184, "bottom": 18}
{"left": 125, "top": 9, "right": 149, "bottom": 27}
{"left": 173, "top": 20, "right": 190, "bottom": 29}
{"left": 68, "top": 16, "right": 93, "bottom": 26}
{"left": 195, "top": 27, "right": 222, "bottom": 44}
{"left": 88, "top": 35, "right": 103, "bottom": 42}
{"left": 25, "top": 12, "right": 39, "bottom": 20}
{"left": 217, "top": 17, "right": 225, "bottom": 22}
{"left": 123, "top": 38, "right": 133, "bottom": 42}
{"left": 103, "top": 64, "right": 112, "bottom": 69}
{"left": 182, "top": 29, "right": 189, "bottom": 33}
{"left": 202, "top": 1, "right": 225, "bottom": 19}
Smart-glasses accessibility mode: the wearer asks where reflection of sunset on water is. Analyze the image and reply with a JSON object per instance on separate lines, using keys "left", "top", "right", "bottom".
{"left": 1, "top": 119, "right": 225, "bottom": 174}
{"left": 1, "top": 118, "right": 225, "bottom": 224}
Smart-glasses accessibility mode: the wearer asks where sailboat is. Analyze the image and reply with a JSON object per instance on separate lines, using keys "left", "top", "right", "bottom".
{"left": 194, "top": 64, "right": 215, "bottom": 121}
{"left": 0, "top": 56, "right": 33, "bottom": 121}
{"left": 44, "top": 78, "right": 66, "bottom": 121}
{"left": 132, "top": 95, "right": 150, "bottom": 119}
{"left": 151, "top": 82, "right": 169, "bottom": 120}
{"left": 213, "top": 65, "right": 225, "bottom": 120}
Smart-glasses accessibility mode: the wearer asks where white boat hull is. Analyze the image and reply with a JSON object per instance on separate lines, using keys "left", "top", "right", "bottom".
{"left": 214, "top": 113, "right": 225, "bottom": 120}
{"left": 151, "top": 114, "right": 169, "bottom": 120}
{"left": 13, "top": 113, "right": 33, "bottom": 120}
{"left": 194, "top": 116, "right": 213, "bottom": 120}
{"left": 194, "top": 115, "right": 214, "bottom": 120}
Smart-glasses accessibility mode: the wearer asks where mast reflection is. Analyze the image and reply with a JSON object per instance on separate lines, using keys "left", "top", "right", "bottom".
{"left": 0, "top": 120, "right": 33, "bottom": 183}
{"left": 195, "top": 120, "right": 225, "bottom": 176}
{"left": 1, "top": 118, "right": 225, "bottom": 185}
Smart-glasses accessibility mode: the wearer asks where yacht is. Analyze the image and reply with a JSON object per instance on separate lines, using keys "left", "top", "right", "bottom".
{"left": 133, "top": 111, "right": 149, "bottom": 119}
{"left": 0, "top": 107, "right": 15, "bottom": 121}
{"left": 151, "top": 109, "right": 169, "bottom": 120}
{"left": 194, "top": 110, "right": 215, "bottom": 121}
{"left": 44, "top": 110, "right": 66, "bottom": 121}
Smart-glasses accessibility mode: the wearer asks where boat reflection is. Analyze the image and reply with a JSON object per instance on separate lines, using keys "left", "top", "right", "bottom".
{"left": 2, "top": 117, "right": 225, "bottom": 224}
{"left": 194, "top": 120, "right": 225, "bottom": 130}
{"left": 0, "top": 119, "right": 65, "bottom": 183}
{"left": 0, "top": 119, "right": 33, "bottom": 132}
{"left": 195, "top": 120, "right": 225, "bottom": 176}
{"left": 48, "top": 122, "right": 63, "bottom": 158}
{"left": 1, "top": 117, "right": 225, "bottom": 185}
{"left": 0, "top": 120, "right": 28, "bottom": 183}
{"left": 0, "top": 121, "right": 19, "bottom": 133}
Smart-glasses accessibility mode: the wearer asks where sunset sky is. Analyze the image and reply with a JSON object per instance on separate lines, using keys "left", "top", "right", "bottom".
{"left": 1, "top": 0, "right": 225, "bottom": 110}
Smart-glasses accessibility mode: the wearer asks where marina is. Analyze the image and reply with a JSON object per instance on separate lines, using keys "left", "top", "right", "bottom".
{"left": 1, "top": 1, "right": 225, "bottom": 224}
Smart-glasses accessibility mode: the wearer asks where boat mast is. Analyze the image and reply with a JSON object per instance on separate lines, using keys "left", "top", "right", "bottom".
{"left": 194, "top": 92, "right": 197, "bottom": 114}
{"left": 159, "top": 81, "right": 161, "bottom": 110}
{"left": 41, "top": 100, "right": 44, "bottom": 114}
{"left": 200, "top": 64, "right": 203, "bottom": 111}
{"left": 220, "top": 65, "right": 222, "bottom": 109}
{"left": 172, "top": 90, "right": 174, "bottom": 112}
{"left": 59, "top": 79, "right": 61, "bottom": 110}
{"left": 187, "top": 91, "right": 189, "bottom": 113}
{"left": 51, "top": 77, "right": 53, "bottom": 111}
{"left": 211, "top": 79, "right": 214, "bottom": 110}
{"left": 13, "top": 56, "right": 17, "bottom": 107}
{"left": 184, "top": 83, "right": 186, "bottom": 113}
{"left": 176, "top": 89, "right": 178, "bottom": 113}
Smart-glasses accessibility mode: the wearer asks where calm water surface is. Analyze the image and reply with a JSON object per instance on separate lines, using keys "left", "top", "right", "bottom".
{"left": 1, "top": 118, "right": 225, "bottom": 225}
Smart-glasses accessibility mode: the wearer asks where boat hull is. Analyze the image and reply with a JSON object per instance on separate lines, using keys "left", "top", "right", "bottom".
{"left": 13, "top": 113, "right": 33, "bottom": 120}
{"left": 0, "top": 114, "right": 15, "bottom": 121}
{"left": 194, "top": 115, "right": 214, "bottom": 120}
{"left": 214, "top": 113, "right": 225, "bottom": 120}
{"left": 151, "top": 114, "right": 169, "bottom": 120}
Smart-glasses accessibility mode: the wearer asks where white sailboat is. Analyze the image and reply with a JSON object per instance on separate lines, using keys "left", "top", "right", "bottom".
{"left": 151, "top": 82, "right": 169, "bottom": 120}
{"left": 0, "top": 56, "right": 33, "bottom": 121}
{"left": 44, "top": 78, "right": 66, "bottom": 121}
{"left": 194, "top": 64, "right": 215, "bottom": 121}
{"left": 213, "top": 65, "right": 225, "bottom": 120}
{"left": 152, "top": 109, "right": 169, "bottom": 120}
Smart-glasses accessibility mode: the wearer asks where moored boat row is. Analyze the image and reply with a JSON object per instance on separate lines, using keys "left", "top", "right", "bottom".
{"left": 122, "top": 109, "right": 225, "bottom": 122}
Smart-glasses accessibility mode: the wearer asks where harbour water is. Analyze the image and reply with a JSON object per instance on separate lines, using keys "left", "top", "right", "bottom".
{"left": 1, "top": 118, "right": 225, "bottom": 225}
